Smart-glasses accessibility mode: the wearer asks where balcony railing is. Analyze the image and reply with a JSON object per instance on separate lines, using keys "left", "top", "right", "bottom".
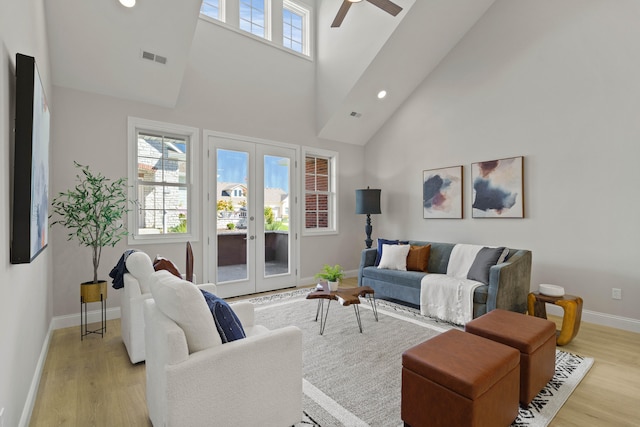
{"left": 217, "top": 230, "right": 289, "bottom": 282}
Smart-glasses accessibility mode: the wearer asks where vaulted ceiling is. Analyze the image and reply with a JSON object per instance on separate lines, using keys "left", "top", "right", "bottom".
{"left": 44, "top": 0, "right": 495, "bottom": 145}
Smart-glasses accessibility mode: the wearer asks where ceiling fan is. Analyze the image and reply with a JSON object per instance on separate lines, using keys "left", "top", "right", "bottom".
{"left": 331, "top": 0, "right": 403, "bottom": 28}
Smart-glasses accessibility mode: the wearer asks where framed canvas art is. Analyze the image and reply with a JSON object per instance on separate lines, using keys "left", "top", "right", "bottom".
{"left": 11, "top": 54, "right": 50, "bottom": 263}
{"left": 423, "top": 166, "right": 463, "bottom": 219}
{"left": 471, "top": 156, "right": 524, "bottom": 218}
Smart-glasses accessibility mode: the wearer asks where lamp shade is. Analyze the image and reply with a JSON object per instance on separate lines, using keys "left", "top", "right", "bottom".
{"left": 355, "top": 188, "right": 381, "bottom": 215}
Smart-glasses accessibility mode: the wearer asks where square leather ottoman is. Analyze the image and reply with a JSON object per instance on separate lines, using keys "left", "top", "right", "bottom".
{"left": 465, "top": 309, "right": 556, "bottom": 406}
{"left": 402, "top": 329, "right": 520, "bottom": 427}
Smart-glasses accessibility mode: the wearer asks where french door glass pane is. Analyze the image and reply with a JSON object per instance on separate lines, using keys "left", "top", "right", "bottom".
{"left": 216, "top": 149, "right": 249, "bottom": 283}
{"left": 264, "top": 155, "right": 290, "bottom": 277}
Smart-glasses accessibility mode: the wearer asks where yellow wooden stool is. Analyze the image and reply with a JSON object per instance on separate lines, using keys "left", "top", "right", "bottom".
{"left": 528, "top": 291, "right": 583, "bottom": 345}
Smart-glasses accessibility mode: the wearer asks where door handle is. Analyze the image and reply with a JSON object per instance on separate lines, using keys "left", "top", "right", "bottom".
{"left": 244, "top": 235, "right": 255, "bottom": 241}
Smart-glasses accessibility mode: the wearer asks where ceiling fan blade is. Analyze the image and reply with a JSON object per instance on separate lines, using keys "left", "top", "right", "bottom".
{"left": 366, "top": 0, "right": 403, "bottom": 17}
{"left": 331, "top": 1, "right": 353, "bottom": 28}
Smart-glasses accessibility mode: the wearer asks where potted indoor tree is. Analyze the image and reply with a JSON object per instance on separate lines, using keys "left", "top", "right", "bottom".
{"left": 51, "top": 162, "right": 128, "bottom": 302}
{"left": 314, "top": 264, "right": 344, "bottom": 292}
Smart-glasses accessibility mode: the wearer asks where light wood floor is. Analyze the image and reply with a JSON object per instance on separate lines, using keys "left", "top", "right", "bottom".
{"left": 30, "top": 278, "right": 640, "bottom": 426}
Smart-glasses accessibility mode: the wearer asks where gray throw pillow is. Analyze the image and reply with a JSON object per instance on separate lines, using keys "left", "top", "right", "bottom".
{"left": 467, "top": 247, "right": 506, "bottom": 285}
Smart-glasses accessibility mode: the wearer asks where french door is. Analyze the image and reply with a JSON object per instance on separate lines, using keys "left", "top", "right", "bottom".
{"left": 207, "top": 134, "right": 297, "bottom": 298}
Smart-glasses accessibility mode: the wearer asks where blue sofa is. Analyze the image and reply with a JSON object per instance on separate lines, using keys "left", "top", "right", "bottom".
{"left": 358, "top": 240, "right": 532, "bottom": 319}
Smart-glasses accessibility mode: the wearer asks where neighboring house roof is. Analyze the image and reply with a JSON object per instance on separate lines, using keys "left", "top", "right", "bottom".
{"left": 218, "top": 182, "right": 247, "bottom": 197}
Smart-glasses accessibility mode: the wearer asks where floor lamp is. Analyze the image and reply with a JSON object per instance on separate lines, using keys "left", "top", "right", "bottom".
{"left": 355, "top": 187, "right": 381, "bottom": 249}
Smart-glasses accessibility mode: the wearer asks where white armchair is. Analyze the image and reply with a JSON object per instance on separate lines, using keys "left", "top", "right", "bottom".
{"left": 120, "top": 251, "right": 209, "bottom": 364}
{"left": 143, "top": 271, "right": 303, "bottom": 427}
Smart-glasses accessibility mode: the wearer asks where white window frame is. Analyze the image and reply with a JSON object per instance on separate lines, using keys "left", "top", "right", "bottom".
{"left": 239, "top": 0, "right": 271, "bottom": 40}
{"left": 302, "top": 147, "right": 338, "bottom": 236}
{"left": 127, "top": 117, "right": 200, "bottom": 244}
{"left": 200, "top": 0, "right": 226, "bottom": 22}
{"left": 199, "top": 0, "right": 313, "bottom": 60}
{"left": 282, "top": 0, "right": 310, "bottom": 56}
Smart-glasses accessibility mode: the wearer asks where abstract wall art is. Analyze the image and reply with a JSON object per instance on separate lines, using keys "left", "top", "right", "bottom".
{"left": 423, "top": 166, "right": 463, "bottom": 219}
{"left": 11, "top": 53, "right": 50, "bottom": 263}
{"left": 471, "top": 156, "right": 524, "bottom": 218}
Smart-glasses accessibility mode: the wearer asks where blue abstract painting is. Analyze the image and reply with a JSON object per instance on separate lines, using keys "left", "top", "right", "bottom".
{"left": 423, "top": 166, "right": 463, "bottom": 219}
{"left": 472, "top": 156, "right": 523, "bottom": 218}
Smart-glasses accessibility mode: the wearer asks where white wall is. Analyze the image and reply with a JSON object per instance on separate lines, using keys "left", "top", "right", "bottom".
{"left": 365, "top": 0, "right": 640, "bottom": 324}
{"left": 50, "top": 19, "right": 366, "bottom": 318}
{"left": 0, "top": 1, "right": 53, "bottom": 425}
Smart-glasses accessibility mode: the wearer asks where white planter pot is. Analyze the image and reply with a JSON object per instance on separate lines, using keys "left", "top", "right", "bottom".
{"left": 328, "top": 280, "right": 339, "bottom": 291}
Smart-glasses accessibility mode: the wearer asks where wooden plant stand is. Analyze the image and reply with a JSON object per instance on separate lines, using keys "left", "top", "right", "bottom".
{"left": 81, "top": 281, "right": 107, "bottom": 340}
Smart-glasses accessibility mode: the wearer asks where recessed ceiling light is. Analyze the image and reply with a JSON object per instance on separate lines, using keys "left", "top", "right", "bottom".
{"left": 377, "top": 90, "right": 387, "bottom": 99}
{"left": 119, "top": 0, "right": 136, "bottom": 8}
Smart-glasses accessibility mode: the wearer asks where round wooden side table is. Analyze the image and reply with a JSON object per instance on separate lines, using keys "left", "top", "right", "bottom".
{"left": 80, "top": 281, "right": 107, "bottom": 340}
{"left": 527, "top": 291, "right": 583, "bottom": 346}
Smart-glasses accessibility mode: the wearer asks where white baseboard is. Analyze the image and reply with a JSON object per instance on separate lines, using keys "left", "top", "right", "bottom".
{"left": 543, "top": 305, "right": 640, "bottom": 333}
{"left": 21, "top": 308, "right": 122, "bottom": 426}
{"left": 19, "top": 323, "right": 52, "bottom": 427}
{"left": 50, "top": 307, "right": 121, "bottom": 330}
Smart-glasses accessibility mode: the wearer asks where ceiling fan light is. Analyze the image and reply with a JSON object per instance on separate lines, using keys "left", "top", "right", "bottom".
{"left": 348, "top": 0, "right": 364, "bottom": 3}
{"left": 119, "top": 0, "right": 136, "bottom": 8}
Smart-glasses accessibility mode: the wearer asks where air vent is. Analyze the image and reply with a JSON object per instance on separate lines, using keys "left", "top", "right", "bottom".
{"left": 350, "top": 111, "right": 362, "bottom": 118}
{"left": 141, "top": 50, "right": 168, "bottom": 65}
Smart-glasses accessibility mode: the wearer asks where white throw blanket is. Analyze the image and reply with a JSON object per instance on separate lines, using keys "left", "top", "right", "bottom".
{"left": 420, "top": 244, "right": 485, "bottom": 325}
{"left": 420, "top": 275, "right": 482, "bottom": 325}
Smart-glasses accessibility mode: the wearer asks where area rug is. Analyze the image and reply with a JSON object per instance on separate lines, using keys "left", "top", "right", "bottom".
{"left": 250, "top": 289, "right": 594, "bottom": 427}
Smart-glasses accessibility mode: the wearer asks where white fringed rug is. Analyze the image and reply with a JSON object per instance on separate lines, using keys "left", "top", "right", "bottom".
{"left": 249, "top": 289, "right": 593, "bottom": 427}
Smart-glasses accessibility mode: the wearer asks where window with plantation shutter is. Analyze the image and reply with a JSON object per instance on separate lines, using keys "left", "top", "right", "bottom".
{"left": 303, "top": 149, "right": 337, "bottom": 235}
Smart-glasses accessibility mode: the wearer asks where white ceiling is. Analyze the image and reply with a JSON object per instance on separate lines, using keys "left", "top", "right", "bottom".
{"left": 317, "top": 0, "right": 496, "bottom": 145}
{"left": 44, "top": 0, "right": 202, "bottom": 108}
{"left": 44, "top": 0, "right": 495, "bottom": 144}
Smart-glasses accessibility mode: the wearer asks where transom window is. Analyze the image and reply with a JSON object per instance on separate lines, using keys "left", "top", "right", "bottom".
{"left": 303, "top": 149, "right": 337, "bottom": 234}
{"left": 283, "top": 1, "right": 305, "bottom": 54}
{"left": 200, "top": 0, "right": 222, "bottom": 21}
{"left": 128, "top": 118, "right": 199, "bottom": 243}
{"left": 240, "top": 0, "right": 266, "bottom": 38}
{"left": 199, "top": 0, "right": 311, "bottom": 58}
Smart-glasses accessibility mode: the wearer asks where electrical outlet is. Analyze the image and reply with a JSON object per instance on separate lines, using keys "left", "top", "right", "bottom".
{"left": 612, "top": 288, "right": 622, "bottom": 300}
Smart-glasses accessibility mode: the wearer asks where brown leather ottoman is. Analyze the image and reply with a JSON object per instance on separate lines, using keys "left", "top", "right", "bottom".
{"left": 402, "top": 329, "right": 520, "bottom": 427}
{"left": 465, "top": 309, "right": 556, "bottom": 406}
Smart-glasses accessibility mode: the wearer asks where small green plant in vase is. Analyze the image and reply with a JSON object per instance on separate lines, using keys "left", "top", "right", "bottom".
{"left": 314, "top": 264, "right": 344, "bottom": 291}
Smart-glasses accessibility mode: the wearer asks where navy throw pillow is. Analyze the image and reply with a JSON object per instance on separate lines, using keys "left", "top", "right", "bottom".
{"left": 374, "top": 238, "right": 410, "bottom": 266}
{"left": 200, "top": 290, "right": 246, "bottom": 343}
